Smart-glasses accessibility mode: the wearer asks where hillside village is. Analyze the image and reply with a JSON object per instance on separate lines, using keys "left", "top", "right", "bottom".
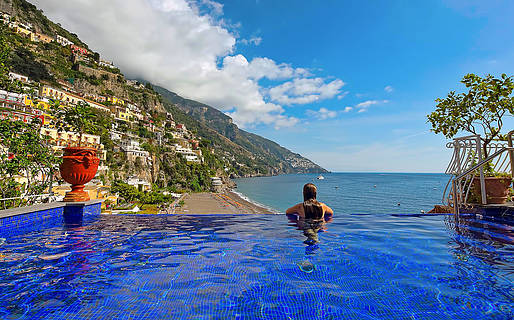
{"left": 0, "top": 10, "right": 227, "bottom": 209}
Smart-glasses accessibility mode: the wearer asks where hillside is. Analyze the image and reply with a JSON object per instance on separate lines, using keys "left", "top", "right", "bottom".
{"left": 0, "top": 0, "right": 86, "bottom": 47}
{"left": 154, "top": 86, "right": 328, "bottom": 175}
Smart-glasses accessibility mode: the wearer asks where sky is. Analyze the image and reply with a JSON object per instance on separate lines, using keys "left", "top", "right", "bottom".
{"left": 31, "top": 0, "right": 514, "bottom": 172}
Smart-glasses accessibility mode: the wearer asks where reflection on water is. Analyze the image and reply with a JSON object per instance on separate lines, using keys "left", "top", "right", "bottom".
{"left": 287, "top": 214, "right": 334, "bottom": 274}
{"left": 445, "top": 213, "right": 514, "bottom": 275}
{"left": 287, "top": 214, "right": 332, "bottom": 247}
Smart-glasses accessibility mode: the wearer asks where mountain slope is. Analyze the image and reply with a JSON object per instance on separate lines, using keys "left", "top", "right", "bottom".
{"left": 154, "top": 86, "right": 328, "bottom": 175}
{"left": 0, "top": 0, "right": 87, "bottom": 47}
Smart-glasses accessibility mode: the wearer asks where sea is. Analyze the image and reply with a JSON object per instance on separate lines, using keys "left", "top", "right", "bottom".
{"left": 233, "top": 172, "right": 448, "bottom": 214}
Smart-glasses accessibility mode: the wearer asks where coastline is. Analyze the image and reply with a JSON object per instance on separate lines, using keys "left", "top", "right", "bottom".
{"left": 229, "top": 189, "right": 279, "bottom": 214}
{"left": 173, "top": 191, "right": 274, "bottom": 214}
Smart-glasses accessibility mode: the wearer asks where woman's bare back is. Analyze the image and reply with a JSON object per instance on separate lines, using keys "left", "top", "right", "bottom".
{"left": 286, "top": 202, "right": 333, "bottom": 219}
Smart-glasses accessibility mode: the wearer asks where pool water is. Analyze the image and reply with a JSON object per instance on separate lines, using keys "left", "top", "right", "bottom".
{"left": 0, "top": 173, "right": 513, "bottom": 319}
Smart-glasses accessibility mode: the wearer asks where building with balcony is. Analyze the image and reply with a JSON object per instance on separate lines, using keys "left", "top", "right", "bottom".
{"left": 107, "top": 96, "right": 125, "bottom": 106}
{"left": 125, "top": 176, "right": 152, "bottom": 192}
{"left": 39, "top": 86, "right": 111, "bottom": 113}
{"left": 0, "top": 109, "right": 48, "bottom": 125}
{"left": 99, "top": 59, "right": 115, "bottom": 69}
{"left": 8, "top": 72, "right": 28, "bottom": 83}
{"left": 24, "top": 97, "right": 51, "bottom": 111}
{"left": 0, "top": 90, "right": 25, "bottom": 107}
{"left": 30, "top": 32, "right": 53, "bottom": 43}
{"left": 14, "top": 26, "right": 32, "bottom": 37}
{"left": 40, "top": 127, "right": 106, "bottom": 161}
{"left": 115, "top": 107, "right": 133, "bottom": 122}
{"left": 174, "top": 144, "right": 201, "bottom": 163}
{"left": 55, "top": 35, "right": 73, "bottom": 47}
{"left": 70, "top": 44, "right": 89, "bottom": 56}
{"left": 40, "top": 86, "right": 82, "bottom": 105}
{"left": 120, "top": 138, "right": 150, "bottom": 161}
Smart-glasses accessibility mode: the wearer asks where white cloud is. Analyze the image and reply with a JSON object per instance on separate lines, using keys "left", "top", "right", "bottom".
{"left": 337, "top": 91, "right": 349, "bottom": 100}
{"left": 222, "top": 55, "right": 299, "bottom": 80}
{"left": 240, "top": 36, "right": 262, "bottom": 46}
{"left": 384, "top": 85, "right": 394, "bottom": 93}
{"left": 269, "top": 78, "right": 345, "bottom": 105}
{"left": 307, "top": 107, "right": 337, "bottom": 120}
{"left": 343, "top": 106, "right": 352, "bottom": 112}
{"left": 354, "top": 99, "right": 389, "bottom": 112}
{"left": 32, "top": 0, "right": 342, "bottom": 129}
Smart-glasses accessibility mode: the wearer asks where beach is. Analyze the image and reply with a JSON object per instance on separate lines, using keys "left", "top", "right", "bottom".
{"left": 173, "top": 191, "right": 274, "bottom": 214}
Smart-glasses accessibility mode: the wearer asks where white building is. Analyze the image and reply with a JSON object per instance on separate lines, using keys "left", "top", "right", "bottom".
{"left": 99, "top": 59, "right": 115, "bottom": 69}
{"left": 126, "top": 176, "right": 151, "bottom": 191}
{"left": 211, "top": 177, "right": 223, "bottom": 192}
{"left": 110, "top": 131, "right": 122, "bottom": 141}
{"left": 0, "top": 90, "right": 25, "bottom": 107}
{"left": 126, "top": 80, "right": 144, "bottom": 89}
{"left": 0, "top": 12, "right": 11, "bottom": 23}
{"left": 17, "top": 21, "right": 32, "bottom": 30}
{"left": 55, "top": 34, "right": 73, "bottom": 47}
{"left": 174, "top": 144, "right": 200, "bottom": 163}
{"left": 120, "top": 138, "right": 150, "bottom": 161}
{"left": 9, "top": 72, "right": 28, "bottom": 83}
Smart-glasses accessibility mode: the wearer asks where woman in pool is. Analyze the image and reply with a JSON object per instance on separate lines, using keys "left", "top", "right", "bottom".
{"left": 286, "top": 183, "right": 333, "bottom": 220}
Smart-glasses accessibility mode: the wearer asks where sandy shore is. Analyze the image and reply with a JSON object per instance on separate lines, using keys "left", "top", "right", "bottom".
{"left": 173, "top": 191, "right": 274, "bottom": 214}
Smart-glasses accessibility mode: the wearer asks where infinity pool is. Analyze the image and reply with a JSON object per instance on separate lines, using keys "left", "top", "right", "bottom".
{"left": 0, "top": 211, "right": 512, "bottom": 319}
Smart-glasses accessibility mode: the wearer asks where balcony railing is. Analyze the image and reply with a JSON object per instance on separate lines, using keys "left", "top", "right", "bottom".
{"left": 443, "top": 131, "right": 514, "bottom": 210}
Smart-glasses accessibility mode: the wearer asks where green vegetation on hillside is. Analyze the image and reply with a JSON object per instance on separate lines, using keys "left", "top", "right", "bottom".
{"left": 155, "top": 85, "right": 328, "bottom": 175}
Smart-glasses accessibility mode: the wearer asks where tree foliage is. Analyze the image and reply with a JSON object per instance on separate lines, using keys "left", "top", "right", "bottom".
{"left": 428, "top": 73, "right": 514, "bottom": 157}
{"left": 0, "top": 119, "right": 60, "bottom": 208}
{"left": 111, "top": 180, "right": 174, "bottom": 204}
{"left": 10, "top": 46, "right": 52, "bottom": 82}
{"left": 50, "top": 101, "right": 111, "bottom": 146}
{"left": 0, "top": 29, "right": 23, "bottom": 93}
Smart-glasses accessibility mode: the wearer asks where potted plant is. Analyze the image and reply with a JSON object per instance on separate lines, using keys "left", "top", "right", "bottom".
{"left": 51, "top": 101, "right": 107, "bottom": 202}
{"left": 427, "top": 73, "right": 514, "bottom": 204}
{"left": 469, "top": 165, "right": 512, "bottom": 204}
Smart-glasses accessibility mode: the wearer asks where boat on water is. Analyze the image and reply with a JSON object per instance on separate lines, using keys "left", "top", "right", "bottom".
{"left": 317, "top": 175, "right": 325, "bottom": 180}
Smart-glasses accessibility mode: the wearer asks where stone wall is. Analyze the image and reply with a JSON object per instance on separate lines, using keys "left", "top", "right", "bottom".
{"left": 78, "top": 64, "right": 119, "bottom": 81}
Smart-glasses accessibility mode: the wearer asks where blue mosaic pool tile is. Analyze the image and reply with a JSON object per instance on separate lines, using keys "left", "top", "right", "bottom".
{"left": 0, "top": 201, "right": 101, "bottom": 237}
{"left": 0, "top": 206, "right": 64, "bottom": 237}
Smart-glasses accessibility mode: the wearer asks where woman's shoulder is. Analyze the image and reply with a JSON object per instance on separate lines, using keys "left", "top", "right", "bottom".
{"left": 285, "top": 202, "right": 304, "bottom": 214}
{"left": 320, "top": 202, "right": 334, "bottom": 213}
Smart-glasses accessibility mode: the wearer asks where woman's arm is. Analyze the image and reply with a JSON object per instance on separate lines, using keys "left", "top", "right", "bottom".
{"left": 322, "top": 203, "right": 334, "bottom": 215}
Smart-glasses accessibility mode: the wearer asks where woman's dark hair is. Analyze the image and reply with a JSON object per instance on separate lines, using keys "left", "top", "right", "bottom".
{"left": 303, "top": 183, "right": 323, "bottom": 219}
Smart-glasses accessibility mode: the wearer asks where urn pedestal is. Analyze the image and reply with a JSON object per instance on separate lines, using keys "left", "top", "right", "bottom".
{"left": 60, "top": 147, "right": 100, "bottom": 202}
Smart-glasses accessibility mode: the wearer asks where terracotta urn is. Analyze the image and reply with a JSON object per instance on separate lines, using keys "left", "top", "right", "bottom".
{"left": 60, "top": 147, "right": 100, "bottom": 202}
{"left": 472, "top": 177, "right": 512, "bottom": 204}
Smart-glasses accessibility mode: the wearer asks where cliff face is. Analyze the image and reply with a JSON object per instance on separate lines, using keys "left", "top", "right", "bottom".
{"left": 154, "top": 86, "right": 328, "bottom": 175}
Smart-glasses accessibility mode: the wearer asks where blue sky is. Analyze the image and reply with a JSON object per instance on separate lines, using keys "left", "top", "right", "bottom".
{"left": 220, "top": 0, "right": 514, "bottom": 172}
{"left": 34, "top": 0, "right": 514, "bottom": 172}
